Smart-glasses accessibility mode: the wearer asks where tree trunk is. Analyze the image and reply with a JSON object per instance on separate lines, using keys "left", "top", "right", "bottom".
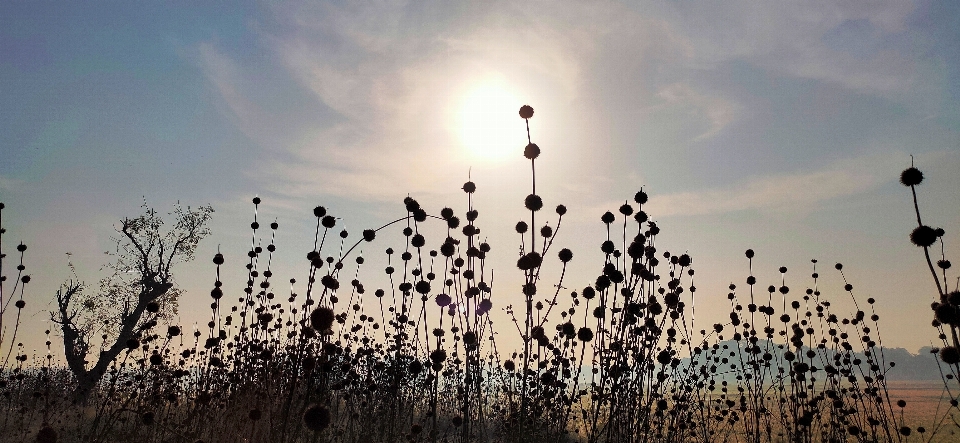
{"left": 64, "top": 286, "right": 167, "bottom": 403}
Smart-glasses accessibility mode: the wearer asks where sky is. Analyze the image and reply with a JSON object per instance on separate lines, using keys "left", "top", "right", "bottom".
{"left": 1, "top": 1, "right": 958, "bottom": 359}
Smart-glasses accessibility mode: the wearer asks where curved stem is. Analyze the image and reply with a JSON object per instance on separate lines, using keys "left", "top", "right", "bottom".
{"left": 334, "top": 214, "right": 445, "bottom": 268}
{"left": 912, "top": 184, "right": 945, "bottom": 298}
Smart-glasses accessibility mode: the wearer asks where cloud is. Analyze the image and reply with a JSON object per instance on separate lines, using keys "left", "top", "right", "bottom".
{"left": 191, "top": 0, "right": 945, "bottom": 213}
{"left": 654, "top": 83, "right": 739, "bottom": 141}
{"left": 194, "top": 1, "right": 596, "bottom": 205}
{"left": 195, "top": 43, "right": 257, "bottom": 138}
{"left": 643, "top": 152, "right": 905, "bottom": 217}
{"left": 660, "top": 1, "right": 930, "bottom": 98}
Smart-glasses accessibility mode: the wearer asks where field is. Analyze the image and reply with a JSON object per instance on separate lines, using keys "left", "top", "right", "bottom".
{"left": 886, "top": 381, "right": 960, "bottom": 443}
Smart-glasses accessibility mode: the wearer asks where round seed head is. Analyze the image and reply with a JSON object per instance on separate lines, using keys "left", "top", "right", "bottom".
{"left": 911, "top": 225, "right": 938, "bottom": 247}
{"left": 36, "top": 426, "right": 57, "bottom": 443}
{"left": 940, "top": 346, "right": 960, "bottom": 364}
{"left": 519, "top": 105, "right": 534, "bottom": 119}
{"left": 524, "top": 143, "right": 540, "bottom": 160}
{"left": 302, "top": 404, "right": 331, "bottom": 432}
{"left": 900, "top": 167, "right": 923, "bottom": 186}
{"left": 310, "top": 307, "right": 335, "bottom": 331}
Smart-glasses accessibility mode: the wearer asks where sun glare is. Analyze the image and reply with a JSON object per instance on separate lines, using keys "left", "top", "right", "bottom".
{"left": 458, "top": 79, "right": 526, "bottom": 160}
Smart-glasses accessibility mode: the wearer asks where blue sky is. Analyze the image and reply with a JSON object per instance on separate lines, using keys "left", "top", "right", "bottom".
{"left": 1, "top": 1, "right": 958, "bottom": 355}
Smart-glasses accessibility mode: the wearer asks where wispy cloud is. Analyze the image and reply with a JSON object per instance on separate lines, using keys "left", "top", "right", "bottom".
{"left": 644, "top": 152, "right": 905, "bottom": 217}
{"left": 654, "top": 83, "right": 739, "bottom": 141}
{"left": 194, "top": 1, "right": 594, "bottom": 205}
{"left": 195, "top": 42, "right": 257, "bottom": 140}
{"left": 662, "top": 1, "right": 929, "bottom": 98}
{"left": 191, "top": 0, "right": 939, "bottom": 212}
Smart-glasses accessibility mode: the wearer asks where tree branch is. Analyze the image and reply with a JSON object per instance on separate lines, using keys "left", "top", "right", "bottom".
{"left": 54, "top": 281, "right": 91, "bottom": 380}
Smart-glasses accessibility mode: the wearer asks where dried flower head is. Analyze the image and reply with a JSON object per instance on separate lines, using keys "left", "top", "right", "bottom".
{"left": 577, "top": 327, "right": 594, "bottom": 342}
{"left": 911, "top": 225, "right": 938, "bottom": 247}
{"left": 900, "top": 167, "right": 924, "bottom": 186}
{"left": 310, "top": 307, "right": 335, "bottom": 331}
{"left": 302, "top": 404, "right": 331, "bottom": 432}
{"left": 36, "top": 426, "right": 57, "bottom": 443}
{"left": 524, "top": 143, "right": 540, "bottom": 160}
{"left": 940, "top": 346, "right": 960, "bottom": 364}
{"left": 524, "top": 194, "right": 543, "bottom": 211}
{"left": 515, "top": 221, "right": 528, "bottom": 234}
{"left": 519, "top": 105, "right": 534, "bottom": 119}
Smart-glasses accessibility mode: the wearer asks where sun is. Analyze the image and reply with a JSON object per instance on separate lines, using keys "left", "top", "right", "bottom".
{"left": 457, "top": 79, "right": 526, "bottom": 160}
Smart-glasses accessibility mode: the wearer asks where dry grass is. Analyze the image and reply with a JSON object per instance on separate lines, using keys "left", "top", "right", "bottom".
{"left": 885, "top": 381, "right": 960, "bottom": 443}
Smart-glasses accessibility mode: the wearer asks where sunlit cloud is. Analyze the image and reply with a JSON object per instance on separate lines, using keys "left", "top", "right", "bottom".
{"left": 195, "top": 1, "right": 593, "bottom": 205}
{"left": 644, "top": 152, "right": 906, "bottom": 217}
{"left": 190, "top": 0, "right": 945, "bottom": 226}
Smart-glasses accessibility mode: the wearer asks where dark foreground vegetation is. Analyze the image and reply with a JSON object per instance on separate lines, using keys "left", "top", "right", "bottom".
{"left": 0, "top": 107, "right": 957, "bottom": 442}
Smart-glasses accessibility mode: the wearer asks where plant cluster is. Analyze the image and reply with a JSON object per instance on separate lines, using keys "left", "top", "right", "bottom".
{"left": 0, "top": 107, "right": 952, "bottom": 443}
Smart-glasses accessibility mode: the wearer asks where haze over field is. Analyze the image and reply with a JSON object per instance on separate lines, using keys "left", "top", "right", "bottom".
{"left": 1, "top": 1, "right": 959, "bottom": 359}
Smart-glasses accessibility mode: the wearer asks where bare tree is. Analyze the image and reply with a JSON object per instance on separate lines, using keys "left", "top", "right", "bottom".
{"left": 52, "top": 203, "right": 213, "bottom": 401}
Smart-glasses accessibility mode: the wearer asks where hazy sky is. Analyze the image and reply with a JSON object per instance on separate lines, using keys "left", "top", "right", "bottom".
{"left": 1, "top": 1, "right": 958, "bottom": 357}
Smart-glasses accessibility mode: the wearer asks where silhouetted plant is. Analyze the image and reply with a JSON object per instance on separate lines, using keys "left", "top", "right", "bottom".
{"left": 0, "top": 202, "right": 33, "bottom": 369}
{"left": 900, "top": 158, "right": 960, "bottom": 438}
{"left": 0, "top": 107, "right": 939, "bottom": 443}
